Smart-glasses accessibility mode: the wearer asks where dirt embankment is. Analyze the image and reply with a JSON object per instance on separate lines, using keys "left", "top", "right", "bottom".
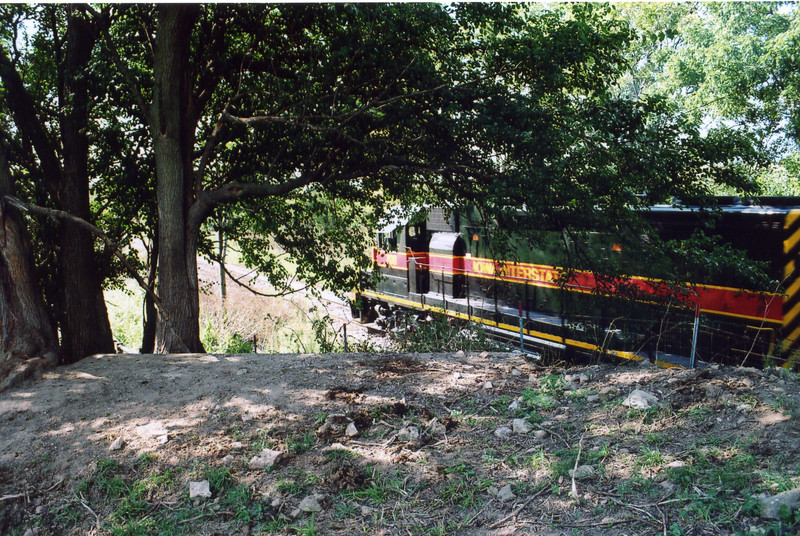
{"left": 1, "top": 352, "right": 799, "bottom": 535}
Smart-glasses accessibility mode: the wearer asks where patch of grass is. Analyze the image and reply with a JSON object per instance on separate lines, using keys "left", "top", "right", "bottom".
{"left": 637, "top": 447, "right": 665, "bottom": 468}
{"left": 288, "top": 431, "right": 316, "bottom": 455}
{"left": 251, "top": 428, "right": 277, "bottom": 452}
{"left": 438, "top": 477, "right": 492, "bottom": 509}
{"left": 626, "top": 405, "right": 671, "bottom": 425}
{"left": 767, "top": 395, "right": 800, "bottom": 418}
{"left": 325, "top": 448, "right": 356, "bottom": 462}
{"left": 289, "top": 514, "right": 317, "bottom": 536}
{"left": 344, "top": 466, "right": 409, "bottom": 505}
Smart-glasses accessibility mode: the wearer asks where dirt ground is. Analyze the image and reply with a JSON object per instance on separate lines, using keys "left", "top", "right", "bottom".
{"left": 1, "top": 350, "right": 799, "bottom": 535}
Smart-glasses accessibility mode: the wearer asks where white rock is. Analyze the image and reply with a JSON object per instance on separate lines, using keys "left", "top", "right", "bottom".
{"left": 578, "top": 373, "right": 590, "bottom": 384}
{"left": 622, "top": 389, "right": 659, "bottom": 410}
{"left": 569, "top": 465, "right": 595, "bottom": 480}
{"left": 345, "top": 422, "right": 359, "bottom": 437}
{"left": 760, "top": 488, "right": 800, "bottom": 520}
{"left": 248, "top": 448, "right": 282, "bottom": 469}
{"left": 298, "top": 494, "right": 323, "bottom": 513}
{"left": 109, "top": 437, "right": 125, "bottom": 451}
{"left": 483, "top": 381, "right": 494, "bottom": 390}
{"left": 398, "top": 425, "right": 420, "bottom": 442}
{"left": 495, "top": 484, "right": 516, "bottom": 502}
{"left": 494, "top": 426, "right": 512, "bottom": 439}
{"left": 156, "top": 434, "right": 169, "bottom": 445}
{"left": 189, "top": 480, "right": 212, "bottom": 499}
{"left": 221, "top": 455, "right": 235, "bottom": 465}
{"left": 511, "top": 419, "right": 531, "bottom": 434}
{"left": 587, "top": 394, "right": 600, "bottom": 403}
{"left": 511, "top": 368, "right": 522, "bottom": 376}
{"left": 454, "top": 350, "right": 465, "bottom": 357}
{"left": 599, "top": 386, "right": 618, "bottom": 400}
{"left": 667, "top": 460, "right": 686, "bottom": 469}
{"left": 508, "top": 399, "right": 521, "bottom": 412}
{"left": 533, "top": 430, "right": 549, "bottom": 440}
{"left": 231, "top": 441, "right": 245, "bottom": 449}
{"left": 479, "top": 351, "right": 490, "bottom": 358}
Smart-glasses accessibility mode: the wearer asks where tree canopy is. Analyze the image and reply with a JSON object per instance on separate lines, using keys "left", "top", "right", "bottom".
{"left": 0, "top": 3, "right": 791, "bottom": 360}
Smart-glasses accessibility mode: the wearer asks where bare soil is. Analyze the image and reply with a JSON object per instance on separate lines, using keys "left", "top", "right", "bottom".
{"left": 1, "top": 351, "right": 799, "bottom": 535}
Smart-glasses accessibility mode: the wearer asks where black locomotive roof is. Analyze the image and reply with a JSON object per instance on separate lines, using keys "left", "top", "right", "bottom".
{"left": 649, "top": 196, "right": 800, "bottom": 216}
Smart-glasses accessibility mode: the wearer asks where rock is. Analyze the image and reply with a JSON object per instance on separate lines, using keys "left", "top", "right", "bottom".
{"left": 759, "top": 487, "right": 800, "bottom": 520}
{"left": 508, "top": 399, "right": 521, "bottom": 412}
{"left": 271, "top": 497, "right": 283, "bottom": 508}
{"left": 345, "top": 422, "right": 359, "bottom": 437}
{"left": 428, "top": 418, "right": 447, "bottom": 437}
{"left": 587, "top": 394, "right": 600, "bottom": 403}
{"left": 599, "top": 386, "right": 618, "bottom": 400}
{"left": 494, "top": 426, "right": 512, "bottom": 439}
{"left": 235, "top": 368, "right": 248, "bottom": 376}
{"left": 479, "top": 351, "right": 490, "bottom": 358}
{"left": 231, "top": 441, "right": 245, "bottom": 450}
{"left": 666, "top": 460, "right": 686, "bottom": 469}
{"left": 109, "top": 437, "right": 125, "bottom": 451}
{"left": 533, "top": 430, "right": 549, "bottom": 440}
{"left": 511, "top": 368, "right": 522, "bottom": 377}
{"left": 248, "top": 448, "right": 282, "bottom": 469}
{"left": 494, "top": 484, "right": 516, "bottom": 502}
{"left": 189, "top": 480, "right": 212, "bottom": 499}
{"left": 156, "top": 434, "right": 169, "bottom": 445}
{"left": 323, "top": 442, "right": 350, "bottom": 453}
{"left": 361, "top": 505, "right": 373, "bottom": 515}
{"left": 298, "top": 494, "right": 323, "bottom": 513}
{"left": 569, "top": 465, "right": 595, "bottom": 480}
{"left": 454, "top": 350, "right": 465, "bottom": 357}
{"left": 317, "top": 413, "right": 352, "bottom": 437}
{"left": 511, "top": 419, "right": 531, "bottom": 434}
{"left": 622, "top": 389, "right": 659, "bottom": 410}
{"left": 398, "top": 425, "right": 420, "bottom": 442}
{"left": 221, "top": 455, "right": 235, "bottom": 465}
{"left": 483, "top": 381, "right": 494, "bottom": 390}
{"left": 578, "top": 373, "right": 590, "bottom": 384}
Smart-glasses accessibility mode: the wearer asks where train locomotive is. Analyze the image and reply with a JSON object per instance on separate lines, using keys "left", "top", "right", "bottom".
{"left": 353, "top": 198, "right": 800, "bottom": 369}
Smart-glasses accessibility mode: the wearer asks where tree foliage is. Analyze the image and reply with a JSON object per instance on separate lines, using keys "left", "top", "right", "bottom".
{"left": 0, "top": 3, "right": 783, "bottom": 358}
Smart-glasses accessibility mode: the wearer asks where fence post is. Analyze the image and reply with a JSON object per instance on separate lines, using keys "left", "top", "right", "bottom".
{"left": 343, "top": 324, "right": 348, "bottom": 353}
{"left": 690, "top": 305, "right": 700, "bottom": 368}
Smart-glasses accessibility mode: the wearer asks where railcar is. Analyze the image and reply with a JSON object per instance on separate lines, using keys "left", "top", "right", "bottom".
{"left": 354, "top": 198, "right": 800, "bottom": 369}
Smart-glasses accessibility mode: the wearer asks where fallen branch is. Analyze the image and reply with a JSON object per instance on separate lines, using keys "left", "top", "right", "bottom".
{"left": 570, "top": 433, "right": 585, "bottom": 500}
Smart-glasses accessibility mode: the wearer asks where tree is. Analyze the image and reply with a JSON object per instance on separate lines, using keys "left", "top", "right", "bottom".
{"left": 0, "top": 3, "right": 763, "bottom": 361}
{"left": 615, "top": 2, "right": 800, "bottom": 192}
{"left": 0, "top": 5, "right": 115, "bottom": 362}
{"left": 0, "top": 141, "right": 58, "bottom": 361}
{"left": 102, "top": 3, "right": 757, "bottom": 353}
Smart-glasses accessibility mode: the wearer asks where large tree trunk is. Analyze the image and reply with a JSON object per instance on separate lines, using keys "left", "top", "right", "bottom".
{"left": 0, "top": 148, "right": 59, "bottom": 360}
{"left": 152, "top": 5, "right": 204, "bottom": 353}
{"left": 57, "top": 10, "right": 114, "bottom": 362}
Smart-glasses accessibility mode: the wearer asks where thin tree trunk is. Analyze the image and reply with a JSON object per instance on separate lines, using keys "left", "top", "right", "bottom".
{"left": 140, "top": 232, "right": 158, "bottom": 354}
{"left": 218, "top": 215, "right": 227, "bottom": 308}
{"left": 152, "top": 5, "right": 204, "bottom": 353}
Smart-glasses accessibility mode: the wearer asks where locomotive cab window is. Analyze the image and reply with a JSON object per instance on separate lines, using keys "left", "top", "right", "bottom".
{"left": 378, "top": 231, "right": 398, "bottom": 251}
